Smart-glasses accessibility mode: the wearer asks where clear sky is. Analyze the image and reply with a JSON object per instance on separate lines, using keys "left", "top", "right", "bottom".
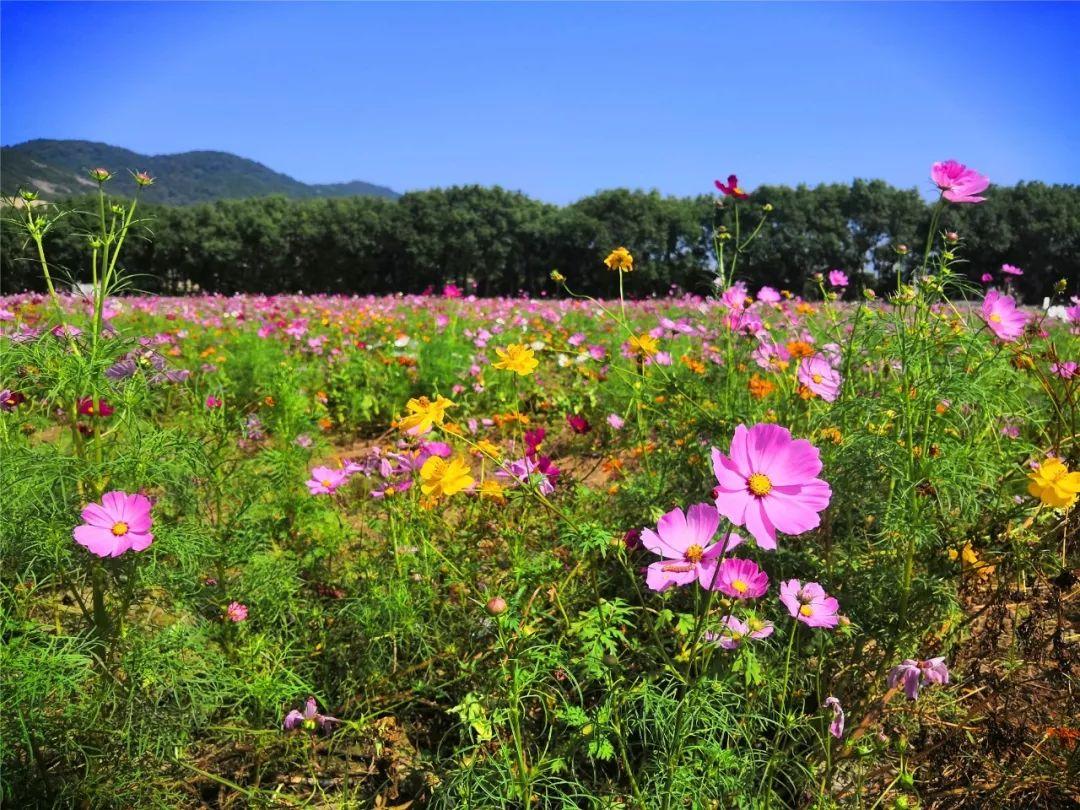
{"left": 2, "top": 1, "right": 1078, "bottom": 204}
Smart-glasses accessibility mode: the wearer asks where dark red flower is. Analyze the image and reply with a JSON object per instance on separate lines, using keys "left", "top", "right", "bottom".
{"left": 1, "top": 389, "right": 26, "bottom": 411}
{"left": 77, "top": 397, "right": 114, "bottom": 417}
{"left": 714, "top": 174, "right": 749, "bottom": 199}
{"left": 566, "top": 414, "right": 591, "bottom": 435}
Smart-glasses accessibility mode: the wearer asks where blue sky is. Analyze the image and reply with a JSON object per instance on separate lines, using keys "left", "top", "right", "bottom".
{"left": 2, "top": 1, "right": 1078, "bottom": 203}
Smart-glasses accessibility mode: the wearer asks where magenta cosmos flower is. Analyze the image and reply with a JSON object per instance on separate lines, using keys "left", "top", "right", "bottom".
{"left": 711, "top": 424, "right": 832, "bottom": 550}
{"left": 306, "top": 465, "right": 350, "bottom": 495}
{"left": 225, "top": 601, "right": 248, "bottom": 622}
{"left": 887, "top": 657, "right": 950, "bottom": 700}
{"left": 931, "top": 159, "right": 989, "bottom": 204}
{"left": 707, "top": 615, "right": 774, "bottom": 650}
{"left": 713, "top": 556, "right": 769, "bottom": 599}
{"left": 283, "top": 697, "right": 339, "bottom": 733}
{"left": 642, "top": 503, "right": 743, "bottom": 592}
{"left": 981, "top": 289, "right": 1028, "bottom": 342}
{"left": 827, "top": 269, "right": 849, "bottom": 288}
{"left": 73, "top": 491, "right": 154, "bottom": 558}
{"left": 1000, "top": 263, "right": 1023, "bottom": 276}
{"left": 798, "top": 355, "right": 841, "bottom": 402}
{"left": 779, "top": 579, "right": 840, "bottom": 629}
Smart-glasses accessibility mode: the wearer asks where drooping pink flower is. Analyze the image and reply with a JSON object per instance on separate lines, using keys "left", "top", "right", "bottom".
{"left": 980, "top": 289, "right": 1028, "bottom": 342}
{"left": 283, "top": 697, "right": 339, "bottom": 733}
{"left": 711, "top": 424, "right": 832, "bottom": 550}
{"left": 824, "top": 696, "right": 845, "bottom": 739}
{"left": 73, "top": 491, "right": 154, "bottom": 558}
{"left": 887, "top": 657, "right": 950, "bottom": 700}
{"left": 828, "top": 270, "right": 849, "bottom": 289}
{"left": 1050, "top": 361, "right": 1077, "bottom": 380}
{"left": 798, "top": 355, "right": 841, "bottom": 402}
{"left": 706, "top": 614, "right": 774, "bottom": 650}
{"left": 779, "top": 579, "right": 840, "bottom": 629}
{"left": 306, "top": 466, "right": 350, "bottom": 495}
{"left": 1000, "top": 263, "right": 1023, "bottom": 276}
{"left": 226, "top": 601, "right": 248, "bottom": 622}
{"left": 714, "top": 174, "right": 749, "bottom": 199}
{"left": 642, "top": 503, "right": 743, "bottom": 592}
{"left": 712, "top": 557, "right": 769, "bottom": 599}
{"left": 931, "top": 160, "right": 989, "bottom": 204}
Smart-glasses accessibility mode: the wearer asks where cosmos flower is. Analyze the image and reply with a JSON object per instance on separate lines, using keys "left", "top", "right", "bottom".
{"left": 1000, "top": 263, "right": 1023, "bottom": 276}
{"left": 712, "top": 556, "right": 769, "bottom": 599}
{"left": 707, "top": 614, "right": 774, "bottom": 650}
{"left": 828, "top": 270, "right": 849, "bottom": 288}
{"left": 714, "top": 174, "right": 749, "bottom": 199}
{"left": 493, "top": 344, "right": 539, "bottom": 376}
{"left": 306, "top": 466, "right": 350, "bottom": 495}
{"left": 604, "top": 247, "right": 634, "bottom": 272}
{"left": 225, "top": 601, "right": 248, "bottom": 622}
{"left": 711, "top": 424, "right": 832, "bottom": 550}
{"left": 1050, "top": 361, "right": 1077, "bottom": 380}
{"left": 1, "top": 389, "right": 26, "bottom": 411}
{"left": 607, "top": 413, "right": 625, "bottom": 430}
{"left": 931, "top": 160, "right": 989, "bottom": 204}
{"left": 73, "top": 491, "right": 154, "bottom": 558}
{"left": 779, "top": 579, "right": 840, "bottom": 629}
{"left": 283, "top": 697, "right": 339, "bottom": 734}
{"left": 78, "top": 397, "right": 114, "bottom": 417}
{"left": 398, "top": 395, "right": 456, "bottom": 435}
{"left": 641, "top": 503, "right": 743, "bottom": 592}
{"left": 566, "top": 414, "right": 591, "bottom": 434}
{"left": 980, "top": 289, "right": 1028, "bottom": 342}
{"left": 798, "top": 355, "right": 842, "bottom": 402}
{"left": 887, "top": 657, "right": 950, "bottom": 700}
{"left": 419, "top": 455, "right": 474, "bottom": 498}
{"left": 1028, "top": 458, "right": 1080, "bottom": 508}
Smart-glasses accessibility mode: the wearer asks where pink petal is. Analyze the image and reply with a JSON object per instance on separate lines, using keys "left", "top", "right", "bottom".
{"left": 767, "top": 439, "right": 823, "bottom": 485}
{"left": 743, "top": 499, "right": 777, "bottom": 549}
{"left": 127, "top": 531, "right": 154, "bottom": 552}
{"left": 762, "top": 491, "right": 822, "bottom": 536}
{"left": 81, "top": 502, "right": 116, "bottom": 529}
{"left": 74, "top": 524, "right": 121, "bottom": 557}
{"left": 640, "top": 527, "right": 682, "bottom": 560}
{"left": 684, "top": 503, "right": 719, "bottom": 545}
{"left": 655, "top": 507, "right": 691, "bottom": 553}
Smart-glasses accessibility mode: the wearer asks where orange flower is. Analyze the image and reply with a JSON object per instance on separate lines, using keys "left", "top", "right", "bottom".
{"left": 748, "top": 374, "right": 775, "bottom": 400}
{"left": 786, "top": 341, "right": 814, "bottom": 359}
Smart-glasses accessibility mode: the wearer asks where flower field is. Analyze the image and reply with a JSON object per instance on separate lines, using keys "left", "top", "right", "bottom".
{"left": 2, "top": 165, "right": 1079, "bottom": 808}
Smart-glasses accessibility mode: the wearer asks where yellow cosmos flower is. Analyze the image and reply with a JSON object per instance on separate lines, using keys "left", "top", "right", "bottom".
{"left": 398, "top": 395, "right": 456, "bottom": 436}
{"left": 479, "top": 479, "right": 506, "bottom": 502}
{"left": 474, "top": 439, "right": 501, "bottom": 459}
{"left": 493, "top": 344, "right": 538, "bottom": 376}
{"left": 419, "top": 455, "right": 475, "bottom": 498}
{"left": 1028, "top": 458, "right": 1080, "bottom": 508}
{"left": 629, "top": 333, "right": 659, "bottom": 357}
{"left": 604, "top": 247, "right": 634, "bottom": 273}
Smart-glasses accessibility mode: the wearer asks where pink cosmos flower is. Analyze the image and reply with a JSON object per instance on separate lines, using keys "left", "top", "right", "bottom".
{"left": 607, "top": 413, "right": 625, "bottom": 430}
{"left": 642, "top": 503, "right": 743, "bottom": 592}
{"left": 981, "top": 289, "right": 1028, "bottom": 342}
{"left": 78, "top": 397, "right": 114, "bottom": 417}
{"left": 566, "top": 414, "right": 591, "bottom": 434}
{"left": 931, "top": 160, "right": 989, "bottom": 204}
{"left": 1050, "top": 361, "right": 1077, "bottom": 380}
{"left": 711, "top": 424, "right": 832, "bottom": 550}
{"left": 707, "top": 614, "right": 774, "bottom": 650}
{"left": 306, "top": 466, "right": 350, "bottom": 495}
{"left": 715, "top": 174, "right": 748, "bottom": 199}
{"left": 712, "top": 557, "right": 769, "bottom": 599}
{"left": 779, "top": 579, "right": 840, "bottom": 629}
{"left": 798, "top": 355, "right": 841, "bottom": 402}
{"left": 824, "top": 696, "right": 844, "bottom": 739}
{"left": 828, "top": 270, "right": 849, "bottom": 288}
{"left": 980, "top": 273, "right": 994, "bottom": 284}
{"left": 73, "top": 491, "right": 154, "bottom": 558}
{"left": 226, "top": 601, "right": 248, "bottom": 622}
{"left": 283, "top": 697, "right": 339, "bottom": 733}
{"left": 1000, "top": 263, "right": 1023, "bottom": 276}
{"left": 757, "top": 286, "right": 781, "bottom": 303}
{"left": 887, "top": 657, "right": 950, "bottom": 700}
{"left": 205, "top": 395, "right": 223, "bottom": 409}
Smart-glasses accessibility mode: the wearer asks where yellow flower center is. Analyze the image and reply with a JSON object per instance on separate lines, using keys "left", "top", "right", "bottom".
{"left": 111, "top": 521, "right": 129, "bottom": 537}
{"left": 322, "top": 479, "right": 333, "bottom": 488}
{"left": 747, "top": 473, "right": 772, "bottom": 497}
{"left": 989, "top": 313, "right": 1001, "bottom": 323}
{"left": 812, "top": 373, "right": 823, "bottom": 384}
{"left": 684, "top": 544, "right": 704, "bottom": 564}
{"left": 799, "top": 604, "right": 814, "bottom": 617}
{"left": 732, "top": 579, "right": 748, "bottom": 594}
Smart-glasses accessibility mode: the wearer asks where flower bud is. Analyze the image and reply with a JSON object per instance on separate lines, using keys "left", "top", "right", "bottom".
{"left": 18, "top": 187, "right": 39, "bottom": 202}
{"left": 89, "top": 168, "right": 112, "bottom": 183}
{"left": 863, "top": 289, "right": 877, "bottom": 300}
{"left": 132, "top": 170, "right": 155, "bottom": 187}
{"left": 1055, "top": 278, "right": 1068, "bottom": 293}
{"left": 550, "top": 270, "right": 565, "bottom": 283}
{"left": 895, "top": 244, "right": 909, "bottom": 255}
{"left": 762, "top": 203, "right": 774, "bottom": 212}
{"left": 945, "top": 231, "right": 959, "bottom": 244}
{"left": 485, "top": 596, "right": 507, "bottom": 615}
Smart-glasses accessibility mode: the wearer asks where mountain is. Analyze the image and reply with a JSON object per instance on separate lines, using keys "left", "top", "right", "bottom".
{"left": 0, "top": 139, "right": 399, "bottom": 204}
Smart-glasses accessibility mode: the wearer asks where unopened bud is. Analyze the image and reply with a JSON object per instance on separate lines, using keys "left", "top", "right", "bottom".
{"left": 132, "top": 170, "right": 155, "bottom": 187}
{"left": 1055, "top": 279, "right": 1067, "bottom": 293}
{"left": 945, "top": 231, "right": 959, "bottom": 244}
{"left": 550, "top": 270, "right": 565, "bottom": 283}
{"left": 89, "top": 168, "right": 112, "bottom": 183}
{"left": 18, "top": 187, "right": 39, "bottom": 202}
{"left": 485, "top": 596, "right": 507, "bottom": 616}
{"left": 863, "top": 289, "right": 877, "bottom": 300}
{"left": 895, "top": 244, "right": 909, "bottom": 255}
{"left": 762, "top": 203, "right": 774, "bottom": 213}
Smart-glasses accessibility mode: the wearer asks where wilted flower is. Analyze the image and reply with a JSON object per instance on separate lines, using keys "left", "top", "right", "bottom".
{"left": 888, "top": 657, "right": 950, "bottom": 700}
{"left": 931, "top": 159, "right": 989, "bottom": 204}
{"left": 283, "top": 697, "right": 339, "bottom": 734}
{"left": 824, "top": 696, "right": 845, "bottom": 738}
{"left": 73, "top": 491, "right": 154, "bottom": 558}
{"left": 779, "top": 579, "right": 840, "bottom": 629}
{"left": 711, "top": 424, "right": 832, "bottom": 550}
{"left": 641, "top": 503, "right": 743, "bottom": 592}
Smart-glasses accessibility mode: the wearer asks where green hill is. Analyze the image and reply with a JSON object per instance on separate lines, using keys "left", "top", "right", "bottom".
{"left": 0, "top": 139, "right": 399, "bottom": 204}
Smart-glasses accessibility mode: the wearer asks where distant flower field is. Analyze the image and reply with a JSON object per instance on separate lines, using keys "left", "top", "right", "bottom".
{"left": 1, "top": 163, "right": 1078, "bottom": 808}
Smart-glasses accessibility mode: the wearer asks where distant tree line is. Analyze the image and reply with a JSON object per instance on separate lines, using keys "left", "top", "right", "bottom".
{"left": 2, "top": 181, "right": 1077, "bottom": 301}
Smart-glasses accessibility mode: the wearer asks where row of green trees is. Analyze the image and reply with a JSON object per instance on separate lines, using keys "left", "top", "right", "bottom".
{"left": 3, "top": 181, "right": 1077, "bottom": 300}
